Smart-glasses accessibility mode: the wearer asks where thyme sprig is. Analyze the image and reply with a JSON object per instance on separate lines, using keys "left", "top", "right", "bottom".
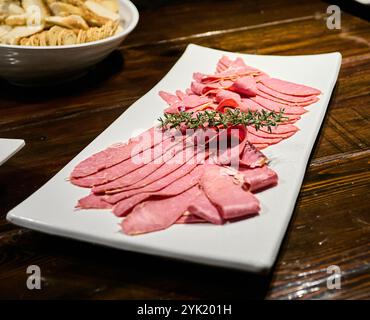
{"left": 158, "top": 108, "right": 288, "bottom": 132}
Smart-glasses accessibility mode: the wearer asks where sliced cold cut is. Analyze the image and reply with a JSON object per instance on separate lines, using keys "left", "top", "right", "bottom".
{"left": 200, "top": 165, "right": 260, "bottom": 219}
{"left": 112, "top": 165, "right": 206, "bottom": 216}
{"left": 121, "top": 186, "right": 199, "bottom": 235}
{"left": 261, "top": 77, "right": 321, "bottom": 96}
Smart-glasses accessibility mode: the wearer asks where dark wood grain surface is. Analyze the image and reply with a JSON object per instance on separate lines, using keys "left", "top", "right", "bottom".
{"left": 0, "top": 0, "right": 369, "bottom": 300}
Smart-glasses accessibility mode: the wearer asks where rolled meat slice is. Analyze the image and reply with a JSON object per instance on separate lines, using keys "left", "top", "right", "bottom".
{"left": 240, "top": 166, "right": 278, "bottom": 192}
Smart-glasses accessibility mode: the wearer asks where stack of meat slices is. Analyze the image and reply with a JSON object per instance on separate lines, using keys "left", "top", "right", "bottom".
{"left": 159, "top": 55, "right": 321, "bottom": 150}
{"left": 71, "top": 126, "right": 278, "bottom": 235}
{"left": 70, "top": 55, "right": 321, "bottom": 235}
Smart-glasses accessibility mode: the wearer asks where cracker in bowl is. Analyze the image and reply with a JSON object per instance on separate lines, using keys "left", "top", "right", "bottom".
{"left": 0, "top": 0, "right": 122, "bottom": 45}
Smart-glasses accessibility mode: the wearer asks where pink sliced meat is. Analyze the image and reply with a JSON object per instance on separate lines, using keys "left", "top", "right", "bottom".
{"left": 159, "top": 91, "right": 180, "bottom": 106}
{"left": 216, "top": 98, "right": 240, "bottom": 112}
{"left": 239, "top": 142, "right": 268, "bottom": 168}
{"left": 240, "top": 166, "right": 278, "bottom": 192}
{"left": 176, "top": 214, "right": 206, "bottom": 224}
{"left": 92, "top": 139, "right": 189, "bottom": 194}
{"left": 71, "top": 134, "right": 181, "bottom": 188}
{"left": 216, "top": 125, "right": 247, "bottom": 166}
{"left": 216, "top": 56, "right": 232, "bottom": 73}
{"left": 200, "top": 165, "right": 260, "bottom": 219}
{"left": 251, "top": 96, "right": 307, "bottom": 115}
{"left": 254, "top": 143, "right": 269, "bottom": 150}
{"left": 176, "top": 90, "right": 186, "bottom": 100}
{"left": 182, "top": 95, "right": 210, "bottom": 110}
{"left": 256, "top": 89, "right": 319, "bottom": 107}
{"left": 259, "top": 123, "right": 299, "bottom": 134}
{"left": 256, "top": 83, "right": 316, "bottom": 104}
{"left": 248, "top": 133, "right": 283, "bottom": 145}
{"left": 215, "top": 89, "right": 241, "bottom": 103}
{"left": 231, "top": 57, "right": 261, "bottom": 73}
{"left": 104, "top": 150, "right": 205, "bottom": 203}
{"left": 70, "top": 127, "right": 165, "bottom": 179}
{"left": 191, "top": 81, "right": 206, "bottom": 95}
{"left": 112, "top": 165, "right": 205, "bottom": 217}
{"left": 247, "top": 126, "right": 296, "bottom": 139}
{"left": 261, "top": 77, "right": 321, "bottom": 96}
{"left": 193, "top": 72, "right": 206, "bottom": 82}
{"left": 230, "top": 75, "right": 257, "bottom": 96}
{"left": 241, "top": 98, "right": 302, "bottom": 122}
{"left": 188, "top": 189, "right": 223, "bottom": 225}
{"left": 77, "top": 193, "right": 112, "bottom": 209}
{"left": 121, "top": 185, "right": 199, "bottom": 235}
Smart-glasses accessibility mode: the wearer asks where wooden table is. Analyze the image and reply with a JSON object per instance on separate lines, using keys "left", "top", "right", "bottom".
{"left": 0, "top": 0, "right": 369, "bottom": 300}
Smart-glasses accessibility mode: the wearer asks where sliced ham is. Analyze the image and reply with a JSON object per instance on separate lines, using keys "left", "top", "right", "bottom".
{"left": 259, "top": 124, "right": 299, "bottom": 135}
{"left": 176, "top": 214, "right": 206, "bottom": 224}
{"left": 254, "top": 143, "right": 269, "bottom": 150}
{"left": 77, "top": 193, "right": 112, "bottom": 209}
{"left": 104, "top": 151, "right": 206, "bottom": 204}
{"left": 71, "top": 134, "right": 181, "bottom": 188}
{"left": 247, "top": 133, "right": 283, "bottom": 145}
{"left": 239, "top": 142, "right": 268, "bottom": 168}
{"left": 200, "top": 165, "right": 260, "bottom": 219}
{"left": 215, "top": 89, "right": 241, "bottom": 103}
{"left": 247, "top": 126, "right": 296, "bottom": 139}
{"left": 251, "top": 96, "right": 307, "bottom": 115}
{"left": 256, "top": 83, "right": 317, "bottom": 104}
{"left": 159, "top": 91, "right": 179, "bottom": 106}
{"left": 240, "top": 166, "right": 278, "bottom": 192}
{"left": 92, "top": 139, "right": 189, "bottom": 194}
{"left": 121, "top": 185, "right": 199, "bottom": 235}
{"left": 256, "top": 89, "right": 319, "bottom": 107}
{"left": 261, "top": 77, "right": 321, "bottom": 96}
{"left": 70, "top": 127, "right": 167, "bottom": 179}
{"left": 188, "top": 189, "right": 223, "bottom": 225}
{"left": 112, "top": 165, "right": 206, "bottom": 216}
{"left": 230, "top": 75, "right": 257, "bottom": 96}
{"left": 242, "top": 98, "right": 302, "bottom": 122}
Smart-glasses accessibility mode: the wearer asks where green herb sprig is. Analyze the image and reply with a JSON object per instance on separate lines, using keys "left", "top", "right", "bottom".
{"left": 158, "top": 108, "right": 288, "bottom": 132}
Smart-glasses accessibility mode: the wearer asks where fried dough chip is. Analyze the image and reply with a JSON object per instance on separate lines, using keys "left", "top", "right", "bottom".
{"left": 0, "top": 24, "right": 43, "bottom": 44}
{"left": 5, "top": 13, "right": 27, "bottom": 26}
{"left": 84, "top": 1, "right": 119, "bottom": 21}
{"left": 21, "top": 0, "right": 50, "bottom": 18}
{"left": 1, "top": 0, "right": 123, "bottom": 46}
{"left": 45, "top": 14, "right": 88, "bottom": 29}
{"left": 49, "top": 2, "right": 83, "bottom": 17}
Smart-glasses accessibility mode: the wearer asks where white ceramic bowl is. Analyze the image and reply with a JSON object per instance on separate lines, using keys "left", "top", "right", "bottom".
{"left": 0, "top": 0, "right": 139, "bottom": 85}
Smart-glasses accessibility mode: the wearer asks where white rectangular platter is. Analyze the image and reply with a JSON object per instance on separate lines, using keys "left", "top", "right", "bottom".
{"left": 0, "top": 138, "right": 25, "bottom": 166}
{"left": 7, "top": 44, "right": 341, "bottom": 272}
